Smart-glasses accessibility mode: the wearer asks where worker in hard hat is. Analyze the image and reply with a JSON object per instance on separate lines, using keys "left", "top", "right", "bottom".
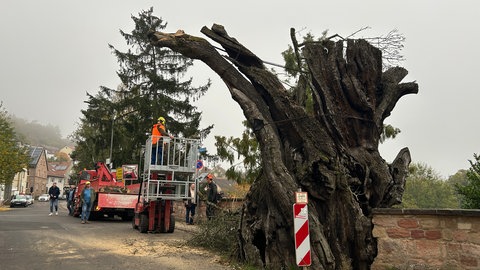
{"left": 79, "top": 181, "right": 95, "bottom": 224}
{"left": 206, "top": 173, "right": 217, "bottom": 220}
{"left": 151, "top": 116, "right": 172, "bottom": 165}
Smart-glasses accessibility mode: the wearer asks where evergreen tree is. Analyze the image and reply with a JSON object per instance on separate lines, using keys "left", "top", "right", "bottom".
{"left": 456, "top": 154, "right": 480, "bottom": 209}
{"left": 71, "top": 8, "right": 212, "bottom": 171}
{"left": 0, "top": 104, "right": 29, "bottom": 188}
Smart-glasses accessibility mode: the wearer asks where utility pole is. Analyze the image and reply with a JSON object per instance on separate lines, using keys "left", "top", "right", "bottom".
{"left": 108, "top": 114, "right": 115, "bottom": 170}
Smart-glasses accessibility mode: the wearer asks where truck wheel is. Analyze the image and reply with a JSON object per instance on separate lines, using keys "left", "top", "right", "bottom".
{"left": 167, "top": 215, "right": 175, "bottom": 233}
{"left": 139, "top": 214, "right": 149, "bottom": 233}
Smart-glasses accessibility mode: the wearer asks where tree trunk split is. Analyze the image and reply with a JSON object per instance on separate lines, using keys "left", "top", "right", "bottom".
{"left": 149, "top": 24, "right": 418, "bottom": 269}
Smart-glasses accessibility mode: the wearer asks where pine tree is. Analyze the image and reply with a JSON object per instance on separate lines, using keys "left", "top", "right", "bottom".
{"left": 71, "top": 8, "right": 212, "bottom": 171}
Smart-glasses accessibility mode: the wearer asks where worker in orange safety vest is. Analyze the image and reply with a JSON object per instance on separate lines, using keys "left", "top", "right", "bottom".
{"left": 151, "top": 116, "right": 172, "bottom": 165}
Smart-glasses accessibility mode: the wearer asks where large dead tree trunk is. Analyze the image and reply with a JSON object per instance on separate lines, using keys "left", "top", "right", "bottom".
{"left": 149, "top": 25, "right": 418, "bottom": 269}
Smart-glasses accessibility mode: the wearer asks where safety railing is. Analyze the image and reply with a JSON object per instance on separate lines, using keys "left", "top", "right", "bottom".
{"left": 144, "top": 136, "right": 200, "bottom": 173}
{"left": 142, "top": 136, "right": 201, "bottom": 201}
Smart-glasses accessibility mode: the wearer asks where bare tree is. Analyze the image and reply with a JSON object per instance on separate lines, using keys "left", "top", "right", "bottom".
{"left": 149, "top": 24, "right": 418, "bottom": 269}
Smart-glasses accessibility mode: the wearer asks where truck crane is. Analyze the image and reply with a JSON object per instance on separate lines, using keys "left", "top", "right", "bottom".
{"left": 73, "top": 161, "right": 139, "bottom": 221}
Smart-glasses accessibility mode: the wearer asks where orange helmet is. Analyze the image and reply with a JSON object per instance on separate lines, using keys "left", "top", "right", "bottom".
{"left": 206, "top": 173, "right": 214, "bottom": 180}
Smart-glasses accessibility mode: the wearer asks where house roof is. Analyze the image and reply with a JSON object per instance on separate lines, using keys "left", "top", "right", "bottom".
{"left": 28, "top": 146, "right": 45, "bottom": 167}
{"left": 214, "top": 178, "right": 237, "bottom": 194}
{"left": 48, "top": 161, "right": 72, "bottom": 178}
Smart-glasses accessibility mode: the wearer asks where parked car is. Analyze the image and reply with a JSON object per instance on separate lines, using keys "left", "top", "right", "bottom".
{"left": 25, "top": 194, "right": 34, "bottom": 205}
{"left": 38, "top": 194, "right": 50, "bottom": 202}
{"left": 10, "top": 194, "right": 28, "bottom": 207}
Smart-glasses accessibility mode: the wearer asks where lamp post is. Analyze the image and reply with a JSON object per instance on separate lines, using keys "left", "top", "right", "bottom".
{"left": 108, "top": 114, "right": 115, "bottom": 170}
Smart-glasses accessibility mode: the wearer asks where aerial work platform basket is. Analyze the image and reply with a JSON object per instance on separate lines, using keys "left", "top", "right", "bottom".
{"left": 142, "top": 135, "right": 201, "bottom": 202}
{"left": 132, "top": 135, "right": 202, "bottom": 233}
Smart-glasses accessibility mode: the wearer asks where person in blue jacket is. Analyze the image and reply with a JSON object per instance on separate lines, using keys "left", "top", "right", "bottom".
{"left": 80, "top": 181, "right": 96, "bottom": 224}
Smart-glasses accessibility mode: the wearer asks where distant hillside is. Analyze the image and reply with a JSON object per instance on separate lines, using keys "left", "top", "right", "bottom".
{"left": 10, "top": 115, "right": 74, "bottom": 149}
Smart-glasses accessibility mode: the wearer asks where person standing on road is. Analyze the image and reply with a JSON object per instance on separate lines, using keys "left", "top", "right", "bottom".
{"left": 206, "top": 174, "right": 217, "bottom": 220}
{"left": 48, "top": 182, "right": 60, "bottom": 216}
{"left": 184, "top": 183, "right": 196, "bottom": 225}
{"left": 67, "top": 187, "right": 75, "bottom": 216}
{"left": 80, "top": 181, "right": 95, "bottom": 224}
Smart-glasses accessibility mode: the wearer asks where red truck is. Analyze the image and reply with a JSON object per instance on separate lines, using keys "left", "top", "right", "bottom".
{"left": 73, "top": 161, "right": 140, "bottom": 221}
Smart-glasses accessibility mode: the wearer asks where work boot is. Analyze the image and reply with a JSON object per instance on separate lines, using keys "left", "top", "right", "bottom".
{"left": 81, "top": 220, "right": 85, "bottom": 224}
{"left": 49, "top": 213, "right": 53, "bottom": 216}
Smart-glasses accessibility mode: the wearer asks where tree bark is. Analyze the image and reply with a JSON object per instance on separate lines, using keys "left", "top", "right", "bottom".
{"left": 149, "top": 25, "right": 418, "bottom": 269}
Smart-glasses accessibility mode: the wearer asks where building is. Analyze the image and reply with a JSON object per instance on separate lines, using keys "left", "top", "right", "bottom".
{"left": 11, "top": 168, "right": 28, "bottom": 195}
{"left": 47, "top": 161, "right": 73, "bottom": 198}
{"left": 26, "top": 146, "right": 48, "bottom": 199}
{"left": 58, "top": 146, "right": 74, "bottom": 158}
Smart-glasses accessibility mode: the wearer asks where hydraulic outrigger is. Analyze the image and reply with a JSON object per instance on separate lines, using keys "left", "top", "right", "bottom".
{"left": 132, "top": 135, "right": 200, "bottom": 233}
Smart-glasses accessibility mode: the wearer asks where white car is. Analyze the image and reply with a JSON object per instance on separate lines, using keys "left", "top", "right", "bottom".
{"left": 25, "top": 194, "right": 34, "bottom": 205}
{"left": 38, "top": 194, "right": 50, "bottom": 202}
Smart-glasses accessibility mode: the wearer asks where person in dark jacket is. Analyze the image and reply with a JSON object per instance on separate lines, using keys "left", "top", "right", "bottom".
{"left": 48, "top": 182, "right": 60, "bottom": 216}
{"left": 206, "top": 174, "right": 217, "bottom": 220}
{"left": 67, "top": 187, "right": 75, "bottom": 216}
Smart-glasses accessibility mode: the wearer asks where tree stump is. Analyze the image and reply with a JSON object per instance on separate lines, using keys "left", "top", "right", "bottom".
{"left": 149, "top": 24, "right": 418, "bottom": 269}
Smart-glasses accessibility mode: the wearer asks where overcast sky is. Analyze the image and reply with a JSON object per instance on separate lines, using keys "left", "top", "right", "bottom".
{"left": 1, "top": 1, "right": 478, "bottom": 178}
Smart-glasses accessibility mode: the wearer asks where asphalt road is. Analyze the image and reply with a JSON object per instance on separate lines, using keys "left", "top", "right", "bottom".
{"left": 0, "top": 201, "right": 230, "bottom": 270}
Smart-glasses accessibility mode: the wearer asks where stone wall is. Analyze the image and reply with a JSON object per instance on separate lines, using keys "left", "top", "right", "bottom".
{"left": 173, "top": 200, "right": 480, "bottom": 269}
{"left": 372, "top": 208, "right": 480, "bottom": 270}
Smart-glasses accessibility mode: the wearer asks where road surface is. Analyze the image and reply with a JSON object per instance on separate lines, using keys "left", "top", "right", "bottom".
{"left": 0, "top": 200, "right": 231, "bottom": 270}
